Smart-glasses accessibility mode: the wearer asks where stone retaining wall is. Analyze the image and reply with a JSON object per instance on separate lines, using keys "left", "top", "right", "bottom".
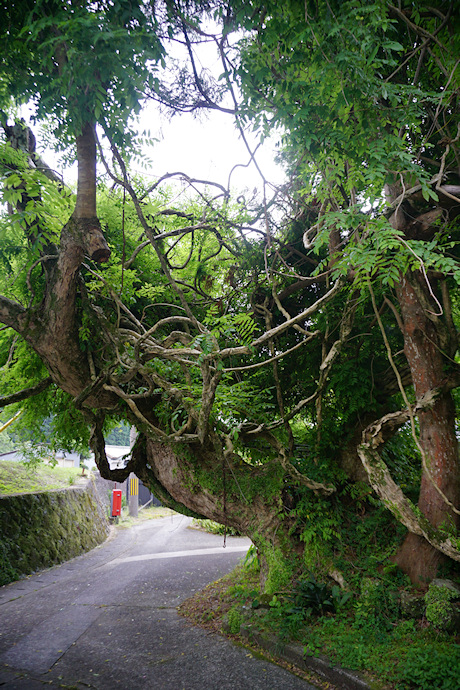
{"left": 0, "top": 478, "right": 109, "bottom": 586}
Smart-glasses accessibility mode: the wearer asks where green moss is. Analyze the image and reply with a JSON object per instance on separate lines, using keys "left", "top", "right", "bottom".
{"left": 176, "top": 443, "right": 285, "bottom": 506}
{"left": 425, "top": 582, "right": 459, "bottom": 631}
{"left": 265, "top": 547, "right": 298, "bottom": 594}
{"left": 0, "top": 483, "right": 108, "bottom": 586}
{"left": 142, "top": 465, "right": 204, "bottom": 519}
{"left": 250, "top": 529, "right": 300, "bottom": 594}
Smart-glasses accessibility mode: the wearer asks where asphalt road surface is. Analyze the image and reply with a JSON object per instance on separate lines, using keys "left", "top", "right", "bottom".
{"left": 0, "top": 514, "right": 318, "bottom": 689}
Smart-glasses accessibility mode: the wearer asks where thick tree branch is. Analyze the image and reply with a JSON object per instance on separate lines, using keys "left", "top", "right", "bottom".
{"left": 0, "top": 377, "right": 53, "bottom": 408}
{"left": 0, "top": 295, "right": 28, "bottom": 332}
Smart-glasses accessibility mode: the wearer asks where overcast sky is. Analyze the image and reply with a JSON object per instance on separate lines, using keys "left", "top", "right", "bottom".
{"left": 135, "top": 105, "right": 285, "bottom": 193}
{"left": 135, "top": 26, "right": 286, "bottom": 196}
{"left": 25, "top": 25, "right": 286, "bottom": 199}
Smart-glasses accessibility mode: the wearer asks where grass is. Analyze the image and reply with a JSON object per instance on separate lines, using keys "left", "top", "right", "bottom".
{"left": 115, "top": 504, "right": 177, "bottom": 527}
{"left": 0, "top": 460, "right": 83, "bottom": 496}
{"left": 178, "top": 564, "right": 460, "bottom": 690}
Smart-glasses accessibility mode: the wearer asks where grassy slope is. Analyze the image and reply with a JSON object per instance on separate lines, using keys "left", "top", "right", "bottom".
{"left": 0, "top": 460, "right": 82, "bottom": 496}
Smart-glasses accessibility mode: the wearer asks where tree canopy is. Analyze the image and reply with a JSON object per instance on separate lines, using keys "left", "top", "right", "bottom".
{"left": 0, "top": 0, "right": 459, "bottom": 588}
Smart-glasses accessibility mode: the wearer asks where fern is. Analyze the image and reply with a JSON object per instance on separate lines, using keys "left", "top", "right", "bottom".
{"left": 204, "top": 310, "right": 258, "bottom": 346}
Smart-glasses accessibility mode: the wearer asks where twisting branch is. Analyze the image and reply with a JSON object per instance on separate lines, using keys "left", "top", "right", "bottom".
{"left": 220, "top": 279, "right": 343, "bottom": 359}
{"left": 197, "top": 361, "right": 222, "bottom": 443}
{"left": 124, "top": 240, "right": 150, "bottom": 268}
{"left": 271, "top": 284, "right": 315, "bottom": 337}
{"left": 357, "top": 398, "right": 460, "bottom": 563}
{"left": 98, "top": 128, "right": 205, "bottom": 331}
{"left": 223, "top": 333, "right": 320, "bottom": 373}
{"left": 0, "top": 333, "right": 18, "bottom": 370}
{"left": 103, "top": 382, "right": 168, "bottom": 438}
{"left": 133, "top": 316, "right": 195, "bottom": 359}
{"left": 265, "top": 289, "right": 357, "bottom": 429}
{"left": 139, "top": 172, "right": 229, "bottom": 201}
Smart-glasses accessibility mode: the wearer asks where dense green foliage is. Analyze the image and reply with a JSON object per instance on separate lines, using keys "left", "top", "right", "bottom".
{"left": 1, "top": 0, "right": 164, "bottom": 140}
{"left": 0, "top": 0, "right": 459, "bottom": 649}
{"left": 200, "top": 546, "right": 460, "bottom": 690}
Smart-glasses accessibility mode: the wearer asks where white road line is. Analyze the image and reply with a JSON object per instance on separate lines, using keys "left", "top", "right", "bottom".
{"left": 107, "top": 544, "right": 249, "bottom": 566}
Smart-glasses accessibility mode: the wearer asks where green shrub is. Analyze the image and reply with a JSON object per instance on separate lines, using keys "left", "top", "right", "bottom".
{"left": 354, "top": 577, "right": 399, "bottom": 634}
{"left": 286, "top": 572, "right": 352, "bottom": 618}
{"left": 227, "top": 606, "right": 243, "bottom": 634}
{"left": 425, "top": 582, "right": 458, "bottom": 631}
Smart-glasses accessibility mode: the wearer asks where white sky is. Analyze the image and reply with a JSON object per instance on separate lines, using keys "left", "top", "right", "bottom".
{"left": 134, "top": 105, "right": 285, "bottom": 194}
{"left": 20, "top": 95, "right": 284, "bottom": 209}
{"left": 23, "top": 26, "right": 286, "bottom": 198}
{"left": 133, "top": 26, "right": 286, "bottom": 195}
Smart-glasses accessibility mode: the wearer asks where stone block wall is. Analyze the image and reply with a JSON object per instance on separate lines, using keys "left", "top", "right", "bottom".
{"left": 0, "top": 478, "right": 109, "bottom": 586}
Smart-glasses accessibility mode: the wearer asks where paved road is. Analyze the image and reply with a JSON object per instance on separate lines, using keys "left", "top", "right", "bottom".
{"left": 0, "top": 514, "right": 317, "bottom": 689}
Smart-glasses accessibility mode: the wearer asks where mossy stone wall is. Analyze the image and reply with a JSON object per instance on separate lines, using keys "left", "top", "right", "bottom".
{"left": 0, "top": 478, "right": 109, "bottom": 586}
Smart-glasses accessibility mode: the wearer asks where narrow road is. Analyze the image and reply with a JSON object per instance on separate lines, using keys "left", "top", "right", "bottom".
{"left": 0, "top": 514, "right": 317, "bottom": 689}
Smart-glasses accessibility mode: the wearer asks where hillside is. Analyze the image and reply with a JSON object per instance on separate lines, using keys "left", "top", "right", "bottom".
{"left": 0, "top": 460, "right": 83, "bottom": 496}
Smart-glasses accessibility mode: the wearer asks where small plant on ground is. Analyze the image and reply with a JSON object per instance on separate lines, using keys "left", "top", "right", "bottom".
{"left": 227, "top": 606, "right": 243, "bottom": 634}
{"left": 399, "top": 644, "right": 460, "bottom": 690}
{"left": 284, "top": 572, "right": 352, "bottom": 618}
{"left": 192, "top": 518, "right": 240, "bottom": 536}
{"left": 353, "top": 577, "right": 400, "bottom": 636}
{"left": 424, "top": 582, "right": 459, "bottom": 631}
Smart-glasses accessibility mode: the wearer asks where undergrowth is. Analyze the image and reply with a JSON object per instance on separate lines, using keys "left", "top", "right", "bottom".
{"left": 181, "top": 494, "right": 460, "bottom": 690}
{"left": 213, "top": 564, "right": 460, "bottom": 690}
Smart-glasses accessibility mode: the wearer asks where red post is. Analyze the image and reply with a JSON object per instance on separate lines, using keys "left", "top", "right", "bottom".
{"left": 111, "top": 489, "right": 122, "bottom": 517}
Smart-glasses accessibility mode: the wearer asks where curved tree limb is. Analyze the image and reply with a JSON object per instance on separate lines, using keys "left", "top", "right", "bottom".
{"left": 358, "top": 403, "right": 460, "bottom": 562}
{"left": 0, "top": 377, "right": 53, "bottom": 408}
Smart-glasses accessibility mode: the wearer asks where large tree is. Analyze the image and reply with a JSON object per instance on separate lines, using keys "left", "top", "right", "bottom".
{"left": 233, "top": 0, "right": 460, "bottom": 582}
{"left": 0, "top": 0, "right": 459, "bottom": 588}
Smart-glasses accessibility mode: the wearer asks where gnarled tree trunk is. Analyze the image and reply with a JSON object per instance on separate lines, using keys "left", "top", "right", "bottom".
{"left": 394, "top": 271, "right": 459, "bottom": 584}
{"left": 91, "top": 424, "right": 307, "bottom": 593}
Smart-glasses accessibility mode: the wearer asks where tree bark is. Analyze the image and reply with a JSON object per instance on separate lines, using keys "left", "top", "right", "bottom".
{"left": 74, "top": 121, "right": 98, "bottom": 219}
{"left": 104, "top": 430, "right": 307, "bottom": 591}
{"left": 394, "top": 271, "right": 459, "bottom": 584}
{"left": 0, "top": 120, "right": 112, "bottom": 403}
{"left": 72, "top": 121, "right": 110, "bottom": 262}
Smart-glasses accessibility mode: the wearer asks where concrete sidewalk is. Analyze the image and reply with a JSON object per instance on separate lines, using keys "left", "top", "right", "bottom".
{"left": 0, "top": 514, "right": 318, "bottom": 689}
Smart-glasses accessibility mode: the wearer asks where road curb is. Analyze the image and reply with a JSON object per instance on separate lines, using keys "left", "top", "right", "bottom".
{"left": 236, "top": 624, "right": 371, "bottom": 690}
